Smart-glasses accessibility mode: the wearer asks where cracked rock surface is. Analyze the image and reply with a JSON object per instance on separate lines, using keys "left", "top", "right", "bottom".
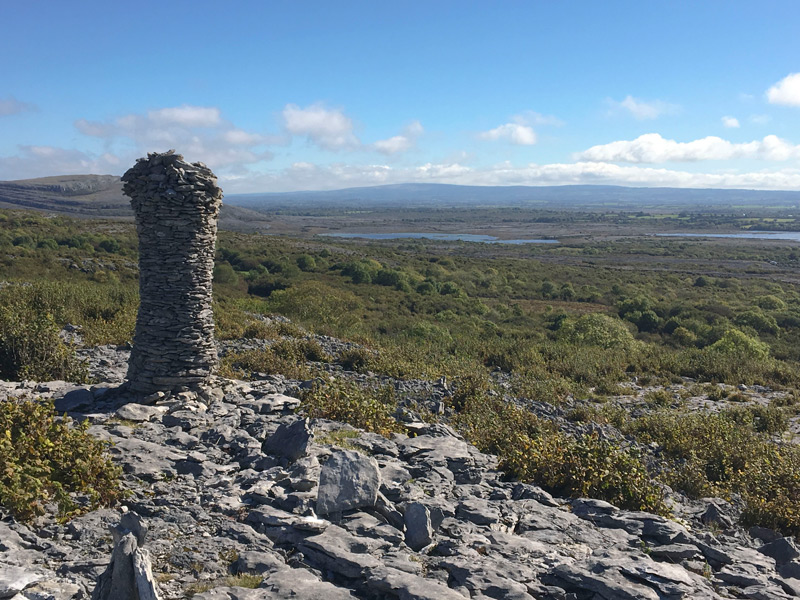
{"left": 1, "top": 347, "right": 800, "bottom": 600}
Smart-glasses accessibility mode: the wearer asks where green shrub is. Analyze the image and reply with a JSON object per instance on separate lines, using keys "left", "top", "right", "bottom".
{"left": 97, "top": 238, "right": 121, "bottom": 253}
{"left": 625, "top": 410, "right": 800, "bottom": 535}
{"left": 756, "top": 295, "right": 786, "bottom": 310}
{"left": 37, "top": 238, "right": 59, "bottom": 250}
{"left": 643, "top": 389, "right": 674, "bottom": 408}
{"left": 338, "top": 346, "right": 377, "bottom": 372}
{"left": 672, "top": 326, "right": 698, "bottom": 346}
{"left": 558, "top": 313, "right": 636, "bottom": 350}
{"left": 241, "top": 320, "right": 279, "bottom": 340}
{"left": 221, "top": 338, "right": 329, "bottom": 380}
{"left": 451, "top": 375, "right": 667, "bottom": 514}
{"left": 300, "top": 380, "right": 400, "bottom": 436}
{"left": 267, "top": 281, "right": 363, "bottom": 331}
{"left": 439, "top": 281, "right": 464, "bottom": 297}
{"left": 213, "top": 263, "right": 239, "bottom": 285}
{"left": 342, "top": 260, "right": 375, "bottom": 284}
{"left": 735, "top": 310, "right": 779, "bottom": 335}
{"left": 0, "top": 399, "right": 123, "bottom": 521}
{"left": 416, "top": 281, "right": 437, "bottom": 295}
{"left": 506, "top": 431, "right": 667, "bottom": 514}
{"left": 296, "top": 254, "right": 316, "bottom": 271}
{"left": 0, "top": 300, "right": 87, "bottom": 382}
{"left": 708, "top": 329, "right": 769, "bottom": 360}
{"left": 722, "top": 404, "right": 789, "bottom": 435}
{"left": 738, "top": 445, "right": 800, "bottom": 536}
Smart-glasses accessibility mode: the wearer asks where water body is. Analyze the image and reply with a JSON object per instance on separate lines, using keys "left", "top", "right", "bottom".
{"left": 320, "top": 232, "right": 559, "bottom": 244}
{"left": 656, "top": 231, "right": 800, "bottom": 242}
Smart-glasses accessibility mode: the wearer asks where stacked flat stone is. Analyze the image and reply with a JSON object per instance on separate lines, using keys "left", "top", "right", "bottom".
{"left": 121, "top": 150, "right": 222, "bottom": 394}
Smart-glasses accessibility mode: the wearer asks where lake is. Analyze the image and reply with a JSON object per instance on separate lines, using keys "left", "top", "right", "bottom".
{"left": 656, "top": 232, "right": 800, "bottom": 242}
{"left": 320, "top": 232, "right": 559, "bottom": 244}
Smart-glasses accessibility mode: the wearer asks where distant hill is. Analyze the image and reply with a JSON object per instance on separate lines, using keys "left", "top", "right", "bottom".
{"left": 0, "top": 175, "right": 272, "bottom": 231}
{"left": 228, "top": 183, "right": 800, "bottom": 211}
{"left": 4, "top": 177, "right": 800, "bottom": 222}
{"left": 0, "top": 175, "right": 129, "bottom": 216}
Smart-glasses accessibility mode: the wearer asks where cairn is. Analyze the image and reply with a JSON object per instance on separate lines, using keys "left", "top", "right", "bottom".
{"left": 92, "top": 512, "right": 159, "bottom": 600}
{"left": 121, "top": 150, "right": 223, "bottom": 394}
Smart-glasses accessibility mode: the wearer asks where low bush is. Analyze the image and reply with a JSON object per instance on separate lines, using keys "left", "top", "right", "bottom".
{"left": 220, "top": 338, "right": 330, "bottom": 380}
{"left": 338, "top": 346, "right": 377, "bottom": 372}
{"left": 241, "top": 320, "right": 279, "bottom": 340}
{"left": 300, "top": 379, "right": 400, "bottom": 436}
{"left": 643, "top": 389, "right": 674, "bottom": 408}
{"left": 625, "top": 410, "right": 800, "bottom": 535}
{"left": 0, "top": 298, "right": 87, "bottom": 382}
{"left": 451, "top": 375, "right": 668, "bottom": 514}
{"left": 0, "top": 399, "right": 123, "bottom": 521}
{"left": 721, "top": 404, "right": 790, "bottom": 435}
{"left": 558, "top": 313, "right": 637, "bottom": 351}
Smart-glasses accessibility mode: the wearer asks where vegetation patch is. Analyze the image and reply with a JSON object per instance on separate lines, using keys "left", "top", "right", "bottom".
{"left": 625, "top": 410, "right": 800, "bottom": 535}
{"left": 451, "top": 375, "right": 668, "bottom": 514}
{"left": 300, "top": 379, "right": 401, "bottom": 437}
{"left": 0, "top": 398, "right": 123, "bottom": 521}
{"left": 0, "top": 285, "right": 89, "bottom": 382}
{"left": 220, "top": 338, "right": 330, "bottom": 380}
{"left": 186, "top": 573, "right": 264, "bottom": 595}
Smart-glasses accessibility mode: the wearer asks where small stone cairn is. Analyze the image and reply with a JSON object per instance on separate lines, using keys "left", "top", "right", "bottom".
{"left": 121, "top": 150, "right": 223, "bottom": 395}
{"left": 92, "top": 512, "right": 159, "bottom": 600}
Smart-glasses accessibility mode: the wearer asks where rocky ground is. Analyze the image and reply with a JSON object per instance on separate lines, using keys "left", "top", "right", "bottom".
{"left": 2, "top": 336, "right": 800, "bottom": 600}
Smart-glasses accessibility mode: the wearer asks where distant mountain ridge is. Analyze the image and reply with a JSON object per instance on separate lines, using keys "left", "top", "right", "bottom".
{"left": 0, "top": 175, "right": 271, "bottom": 231}
{"left": 4, "top": 176, "right": 800, "bottom": 218}
{"left": 0, "top": 175, "right": 129, "bottom": 216}
{"left": 228, "top": 182, "right": 800, "bottom": 210}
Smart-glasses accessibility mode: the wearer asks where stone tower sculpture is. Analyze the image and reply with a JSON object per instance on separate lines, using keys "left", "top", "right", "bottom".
{"left": 121, "top": 150, "right": 223, "bottom": 394}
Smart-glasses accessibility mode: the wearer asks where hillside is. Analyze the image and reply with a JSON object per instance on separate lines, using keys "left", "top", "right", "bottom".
{"left": 0, "top": 175, "right": 272, "bottom": 232}
{"left": 2, "top": 324, "right": 799, "bottom": 599}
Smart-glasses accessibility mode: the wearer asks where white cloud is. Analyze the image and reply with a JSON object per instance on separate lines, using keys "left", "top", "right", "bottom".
{"left": 71, "top": 105, "right": 275, "bottom": 171}
{"left": 0, "top": 96, "right": 37, "bottom": 117}
{"left": 373, "top": 120, "right": 424, "bottom": 155}
{"left": 721, "top": 116, "right": 740, "bottom": 128}
{"left": 750, "top": 114, "right": 771, "bottom": 125}
{"left": 222, "top": 129, "right": 265, "bottom": 145}
{"left": 609, "top": 95, "right": 679, "bottom": 120}
{"left": 479, "top": 123, "right": 537, "bottom": 145}
{"left": 767, "top": 73, "right": 800, "bottom": 107}
{"left": 219, "top": 159, "right": 800, "bottom": 194}
{"left": 479, "top": 111, "right": 561, "bottom": 146}
{"left": 282, "top": 103, "right": 359, "bottom": 150}
{"left": 147, "top": 105, "right": 221, "bottom": 127}
{"left": 0, "top": 145, "right": 123, "bottom": 180}
{"left": 373, "top": 135, "right": 413, "bottom": 155}
{"left": 577, "top": 133, "right": 800, "bottom": 163}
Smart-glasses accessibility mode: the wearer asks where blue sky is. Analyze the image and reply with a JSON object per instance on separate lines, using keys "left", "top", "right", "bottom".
{"left": 2, "top": 1, "right": 800, "bottom": 193}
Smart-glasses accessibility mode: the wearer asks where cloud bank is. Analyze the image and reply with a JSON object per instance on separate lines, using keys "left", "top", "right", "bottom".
{"left": 577, "top": 133, "right": 800, "bottom": 163}
{"left": 220, "top": 159, "right": 800, "bottom": 193}
{"left": 74, "top": 104, "right": 276, "bottom": 169}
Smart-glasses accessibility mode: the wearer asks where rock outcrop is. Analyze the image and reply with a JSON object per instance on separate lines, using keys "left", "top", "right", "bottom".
{"left": 121, "top": 150, "right": 223, "bottom": 394}
{"left": 3, "top": 352, "right": 800, "bottom": 600}
{"left": 91, "top": 512, "right": 159, "bottom": 600}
